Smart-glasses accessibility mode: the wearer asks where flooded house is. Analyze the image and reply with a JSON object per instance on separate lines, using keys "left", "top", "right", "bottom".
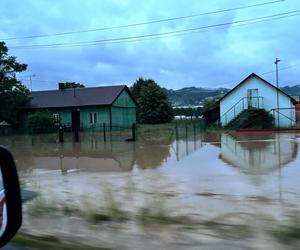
{"left": 219, "top": 73, "right": 297, "bottom": 128}
{"left": 21, "top": 84, "right": 137, "bottom": 130}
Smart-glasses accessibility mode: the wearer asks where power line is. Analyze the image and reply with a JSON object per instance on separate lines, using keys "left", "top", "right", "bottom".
{"left": 18, "top": 63, "right": 300, "bottom": 89}
{"left": 35, "top": 12, "right": 300, "bottom": 48}
{"left": 1, "top": 0, "right": 284, "bottom": 41}
{"left": 213, "top": 63, "right": 300, "bottom": 88}
{"left": 10, "top": 9, "right": 300, "bottom": 50}
{"left": 260, "top": 64, "right": 300, "bottom": 75}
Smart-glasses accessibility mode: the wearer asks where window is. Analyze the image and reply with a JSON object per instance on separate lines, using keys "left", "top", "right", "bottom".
{"left": 89, "top": 112, "right": 97, "bottom": 124}
{"left": 53, "top": 113, "right": 60, "bottom": 123}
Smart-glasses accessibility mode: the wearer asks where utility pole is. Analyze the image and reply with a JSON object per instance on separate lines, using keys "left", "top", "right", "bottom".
{"left": 274, "top": 58, "right": 280, "bottom": 128}
{"left": 22, "top": 74, "right": 36, "bottom": 91}
{"left": 29, "top": 74, "right": 36, "bottom": 91}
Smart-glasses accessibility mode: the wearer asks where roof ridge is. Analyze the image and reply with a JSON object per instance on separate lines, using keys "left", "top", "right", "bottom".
{"left": 218, "top": 73, "right": 297, "bottom": 104}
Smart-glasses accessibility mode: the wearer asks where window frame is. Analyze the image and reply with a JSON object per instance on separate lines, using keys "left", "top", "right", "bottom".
{"left": 89, "top": 112, "right": 97, "bottom": 124}
{"left": 53, "top": 113, "right": 60, "bottom": 123}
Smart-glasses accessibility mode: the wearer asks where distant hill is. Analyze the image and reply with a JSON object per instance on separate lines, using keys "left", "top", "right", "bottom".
{"left": 281, "top": 85, "right": 300, "bottom": 98}
{"left": 165, "top": 87, "right": 229, "bottom": 106}
{"left": 166, "top": 84, "right": 300, "bottom": 107}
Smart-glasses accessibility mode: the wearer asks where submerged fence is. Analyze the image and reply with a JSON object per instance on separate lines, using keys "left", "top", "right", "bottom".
{"left": 58, "top": 123, "right": 137, "bottom": 143}
{"left": 3, "top": 119, "right": 206, "bottom": 145}
{"left": 174, "top": 120, "right": 204, "bottom": 140}
{"left": 57, "top": 120, "right": 205, "bottom": 143}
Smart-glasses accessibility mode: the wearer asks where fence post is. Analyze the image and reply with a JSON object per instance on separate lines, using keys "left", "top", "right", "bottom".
{"left": 193, "top": 121, "right": 196, "bottom": 148}
{"left": 175, "top": 122, "right": 178, "bottom": 140}
{"left": 59, "top": 126, "right": 64, "bottom": 143}
{"left": 132, "top": 123, "right": 136, "bottom": 141}
{"left": 74, "top": 129, "right": 79, "bottom": 142}
{"left": 103, "top": 123, "right": 106, "bottom": 142}
{"left": 135, "top": 123, "right": 138, "bottom": 141}
{"left": 185, "top": 120, "right": 188, "bottom": 139}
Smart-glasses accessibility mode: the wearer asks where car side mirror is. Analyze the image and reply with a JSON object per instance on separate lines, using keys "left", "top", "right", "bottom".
{"left": 0, "top": 146, "right": 22, "bottom": 247}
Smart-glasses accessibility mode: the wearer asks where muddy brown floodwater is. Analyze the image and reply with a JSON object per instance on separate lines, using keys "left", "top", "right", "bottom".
{"left": 1, "top": 128, "right": 300, "bottom": 250}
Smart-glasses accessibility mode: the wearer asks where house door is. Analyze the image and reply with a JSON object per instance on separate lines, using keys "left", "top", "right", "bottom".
{"left": 247, "top": 89, "right": 259, "bottom": 108}
{"left": 71, "top": 109, "right": 80, "bottom": 131}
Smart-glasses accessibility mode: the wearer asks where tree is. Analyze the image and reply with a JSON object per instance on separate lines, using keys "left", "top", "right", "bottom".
{"left": 131, "top": 78, "right": 173, "bottom": 124}
{"left": 59, "top": 82, "right": 85, "bottom": 89}
{"left": 0, "top": 42, "right": 30, "bottom": 125}
{"left": 173, "top": 107, "right": 202, "bottom": 117}
{"left": 201, "top": 97, "right": 219, "bottom": 113}
{"left": 27, "top": 110, "right": 55, "bottom": 133}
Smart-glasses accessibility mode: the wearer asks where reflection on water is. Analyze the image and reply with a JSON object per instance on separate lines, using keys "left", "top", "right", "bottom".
{"left": 1, "top": 129, "right": 300, "bottom": 250}
{"left": 220, "top": 133, "right": 298, "bottom": 174}
{"left": 3, "top": 130, "right": 217, "bottom": 173}
{"left": 0, "top": 130, "right": 225, "bottom": 174}
{"left": 219, "top": 132, "right": 299, "bottom": 202}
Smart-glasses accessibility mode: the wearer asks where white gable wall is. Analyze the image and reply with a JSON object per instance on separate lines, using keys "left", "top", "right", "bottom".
{"left": 220, "top": 76, "right": 295, "bottom": 128}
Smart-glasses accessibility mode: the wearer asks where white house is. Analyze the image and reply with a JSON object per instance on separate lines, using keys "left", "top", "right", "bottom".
{"left": 219, "top": 73, "right": 297, "bottom": 128}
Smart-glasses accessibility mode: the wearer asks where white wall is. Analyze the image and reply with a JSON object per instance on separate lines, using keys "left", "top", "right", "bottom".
{"left": 220, "top": 75, "right": 295, "bottom": 128}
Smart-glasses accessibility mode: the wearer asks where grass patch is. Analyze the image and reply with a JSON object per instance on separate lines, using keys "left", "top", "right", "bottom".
{"left": 271, "top": 213, "right": 300, "bottom": 243}
{"left": 137, "top": 123, "right": 175, "bottom": 143}
{"left": 26, "top": 196, "right": 59, "bottom": 216}
{"left": 137, "top": 206, "right": 191, "bottom": 225}
{"left": 136, "top": 196, "right": 193, "bottom": 225}
{"left": 61, "top": 204, "right": 83, "bottom": 217}
{"left": 85, "top": 187, "right": 130, "bottom": 223}
{"left": 202, "top": 219, "right": 254, "bottom": 239}
{"left": 87, "top": 208, "right": 129, "bottom": 223}
{"left": 12, "top": 233, "right": 113, "bottom": 250}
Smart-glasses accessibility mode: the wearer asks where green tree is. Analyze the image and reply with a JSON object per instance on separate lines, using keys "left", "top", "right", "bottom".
{"left": 60, "top": 82, "right": 85, "bottom": 88}
{"left": 173, "top": 107, "right": 202, "bottom": 117}
{"left": 201, "top": 98, "right": 219, "bottom": 113}
{"left": 0, "top": 41, "right": 30, "bottom": 125}
{"left": 173, "top": 107, "right": 193, "bottom": 116}
{"left": 131, "top": 78, "right": 173, "bottom": 124}
{"left": 27, "top": 110, "right": 55, "bottom": 133}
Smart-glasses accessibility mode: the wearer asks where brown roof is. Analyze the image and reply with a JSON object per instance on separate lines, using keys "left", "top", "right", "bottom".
{"left": 24, "top": 85, "right": 136, "bottom": 109}
{"left": 218, "top": 73, "right": 298, "bottom": 105}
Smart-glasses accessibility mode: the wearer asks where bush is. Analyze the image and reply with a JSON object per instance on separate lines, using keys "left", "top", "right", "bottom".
{"left": 27, "top": 110, "right": 55, "bottom": 133}
{"left": 226, "top": 109, "right": 274, "bottom": 129}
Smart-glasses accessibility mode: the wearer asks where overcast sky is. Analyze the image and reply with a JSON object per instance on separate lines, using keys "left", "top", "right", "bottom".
{"left": 1, "top": 0, "right": 300, "bottom": 90}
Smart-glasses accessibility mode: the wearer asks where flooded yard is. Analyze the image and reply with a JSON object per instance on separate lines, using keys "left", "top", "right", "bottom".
{"left": 1, "top": 125, "right": 300, "bottom": 249}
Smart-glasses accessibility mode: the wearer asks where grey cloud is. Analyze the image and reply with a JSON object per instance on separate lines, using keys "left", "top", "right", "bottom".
{"left": 1, "top": 0, "right": 299, "bottom": 90}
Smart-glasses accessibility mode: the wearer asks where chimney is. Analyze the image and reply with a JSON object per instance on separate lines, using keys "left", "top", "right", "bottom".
{"left": 58, "top": 83, "right": 65, "bottom": 90}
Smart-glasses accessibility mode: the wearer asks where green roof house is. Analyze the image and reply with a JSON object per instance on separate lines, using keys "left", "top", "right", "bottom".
{"left": 22, "top": 84, "right": 137, "bottom": 130}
